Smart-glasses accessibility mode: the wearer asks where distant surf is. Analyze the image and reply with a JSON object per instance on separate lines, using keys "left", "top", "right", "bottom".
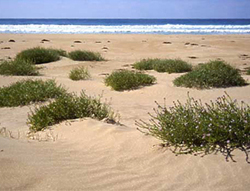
{"left": 0, "top": 19, "right": 250, "bottom": 34}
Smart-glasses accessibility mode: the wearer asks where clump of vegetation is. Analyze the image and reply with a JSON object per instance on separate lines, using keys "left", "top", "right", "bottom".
{"left": 173, "top": 60, "right": 247, "bottom": 89}
{"left": 0, "top": 58, "right": 39, "bottom": 76}
{"left": 105, "top": 70, "right": 156, "bottom": 91}
{"left": 133, "top": 58, "right": 192, "bottom": 73}
{"left": 68, "top": 50, "right": 104, "bottom": 61}
{"left": 136, "top": 93, "right": 250, "bottom": 163}
{"left": 51, "top": 48, "right": 67, "bottom": 57}
{"left": 247, "top": 68, "right": 250, "bottom": 75}
{"left": 133, "top": 59, "right": 155, "bottom": 70}
{"left": 0, "top": 79, "right": 66, "bottom": 107}
{"left": 16, "top": 47, "right": 65, "bottom": 64}
{"left": 69, "top": 66, "right": 91, "bottom": 81}
{"left": 28, "top": 92, "right": 116, "bottom": 131}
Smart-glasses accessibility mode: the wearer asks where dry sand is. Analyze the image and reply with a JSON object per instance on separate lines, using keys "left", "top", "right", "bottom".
{"left": 0, "top": 34, "right": 250, "bottom": 191}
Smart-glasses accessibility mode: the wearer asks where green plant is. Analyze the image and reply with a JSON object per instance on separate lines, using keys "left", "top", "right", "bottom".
{"left": 0, "top": 58, "right": 39, "bottom": 76}
{"left": 173, "top": 60, "right": 247, "bottom": 89}
{"left": 28, "top": 92, "right": 116, "bottom": 131}
{"left": 133, "top": 58, "right": 192, "bottom": 73}
{"left": 68, "top": 50, "right": 104, "bottom": 61}
{"left": 51, "top": 49, "right": 67, "bottom": 57}
{"left": 136, "top": 93, "right": 250, "bottom": 163}
{"left": 0, "top": 79, "right": 66, "bottom": 107}
{"left": 105, "top": 70, "right": 156, "bottom": 91}
{"left": 133, "top": 59, "right": 154, "bottom": 70}
{"left": 247, "top": 68, "right": 250, "bottom": 75}
{"left": 16, "top": 47, "right": 63, "bottom": 64}
{"left": 69, "top": 66, "right": 91, "bottom": 81}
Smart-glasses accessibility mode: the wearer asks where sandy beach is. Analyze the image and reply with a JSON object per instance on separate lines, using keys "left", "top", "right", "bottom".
{"left": 1, "top": 34, "right": 250, "bottom": 191}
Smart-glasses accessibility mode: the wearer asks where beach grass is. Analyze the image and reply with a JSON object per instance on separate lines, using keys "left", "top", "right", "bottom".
{"left": 16, "top": 47, "right": 64, "bottom": 64}
{"left": 136, "top": 93, "right": 250, "bottom": 162}
{"left": 133, "top": 58, "right": 192, "bottom": 73}
{"left": 105, "top": 70, "right": 156, "bottom": 91}
{"left": 51, "top": 48, "right": 67, "bottom": 57}
{"left": 68, "top": 50, "right": 104, "bottom": 61}
{"left": 69, "top": 66, "right": 91, "bottom": 81}
{"left": 0, "top": 79, "right": 66, "bottom": 107}
{"left": 0, "top": 58, "right": 39, "bottom": 76}
{"left": 173, "top": 60, "right": 246, "bottom": 89}
{"left": 28, "top": 91, "right": 116, "bottom": 131}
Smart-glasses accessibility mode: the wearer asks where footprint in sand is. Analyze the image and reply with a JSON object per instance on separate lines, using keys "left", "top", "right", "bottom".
{"left": 163, "top": 42, "right": 172, "bottom": 44}
{"left": 74, "top": 40, "right": 82, "bottom": 44}
{"left": 41, "top": 39, "right": 50, "bottom": 43}
{"left": 185, "top": 42, "right": 199, "bottom": 46}
{"left": 95, "top": 41, "right": 102, "bottom": 43}
{"left": 239, "top": 54, "right": 250, "bottom": 60}
{"left": 102, "top": 46, "right": 109, "bottom": 50}
{"left": 188, "top": 56, "right": 198, "bottom": 59}
{"left": 1, "top": 47, "right": 10, "bottom": 49}
{"left": 201, "top": 45, "right": 209, "bottom": 47}
{"left": 8, "top": 39, "right": 15, "bottom": 42}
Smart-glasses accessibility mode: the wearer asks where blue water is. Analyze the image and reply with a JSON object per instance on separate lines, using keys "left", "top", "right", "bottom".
{"left": 0, "top": 19, "right": 250, "bottom": 34}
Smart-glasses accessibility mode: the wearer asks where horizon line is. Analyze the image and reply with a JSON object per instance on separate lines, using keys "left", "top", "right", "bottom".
{"left": 1, "top": 18, "right": 250, "bottom": 20}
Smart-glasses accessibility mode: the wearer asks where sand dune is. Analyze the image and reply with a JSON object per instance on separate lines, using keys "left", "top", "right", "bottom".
{"left": 0, "top": 34, "right": 250, "bottom": 190}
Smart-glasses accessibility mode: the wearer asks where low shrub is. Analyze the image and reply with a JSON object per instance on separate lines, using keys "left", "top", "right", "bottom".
{"left": 69, "top": 66, "right": 90, "bottom": 81}
{"left": 133, "top": 59, "right": 192, "bottom": 73}
{"left": 173, "top": 60, "right": 247, "bottom": 89}
{"left": 68, "top": 50, "right": 104, "bottom": 61}
{"left": 16, "top": 47, "right": 63, "bottom": 64}
{"left": 0, "top": 58, "right": 39, "bottom": 76}
{"left": 0, "top": 79, "right": 66, "bottom": 107}
{"left": 136, "top": 93, "right": 250, "bottom": 162}
{"left": 105, "top": 70, "right": 156, "bottom": 91}
{"left": 28, "top": 92, "right": 116, "bottom": 131}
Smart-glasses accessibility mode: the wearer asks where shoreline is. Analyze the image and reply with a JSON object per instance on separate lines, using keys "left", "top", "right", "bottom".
{"left": 1, "top": 33, "right": 250, "bottom": 191}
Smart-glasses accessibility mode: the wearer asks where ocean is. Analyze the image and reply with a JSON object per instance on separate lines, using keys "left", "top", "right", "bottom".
{"left": 0, "top": 19, "right": 250, "bottom": 34}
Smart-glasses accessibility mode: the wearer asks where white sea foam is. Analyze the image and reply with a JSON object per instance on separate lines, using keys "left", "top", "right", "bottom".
{"left": 0, "top": 24, "right": 250, "bottom": 34}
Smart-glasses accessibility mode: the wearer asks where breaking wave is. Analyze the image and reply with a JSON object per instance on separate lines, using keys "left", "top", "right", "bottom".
{"left": 1, "top": 24, "right": 250, "bottom": 34}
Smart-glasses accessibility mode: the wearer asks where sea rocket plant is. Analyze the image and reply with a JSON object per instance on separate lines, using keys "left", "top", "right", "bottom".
{"left": 136, "top": 92, "right": 250, "bottom": 163}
